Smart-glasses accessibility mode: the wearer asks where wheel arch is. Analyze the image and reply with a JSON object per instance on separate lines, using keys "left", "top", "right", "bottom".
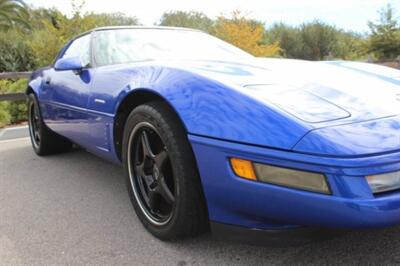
{"left": 113, "top": 89, "right": 188, "bottom": 161}
{"left": 26, "top": 76, "right": 42, "bottom": 96}
{"left": 26, "top": 86, "right": 35, "bottom": 95}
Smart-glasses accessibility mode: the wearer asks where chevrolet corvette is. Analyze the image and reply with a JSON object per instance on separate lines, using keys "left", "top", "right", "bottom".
{"left": 27, "top": 26, "right": 400, "bottom": 241}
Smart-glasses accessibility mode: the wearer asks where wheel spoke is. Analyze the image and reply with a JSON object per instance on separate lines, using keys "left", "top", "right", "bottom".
{"left": 144, "top": 175, "right": 156, "bottom": 188}
{"left": 148, "top": 190, "right": 160, "bottom": 211}
{"left": 156, "top": 176, "right": 175, "bottom": 205}
{"left": 135, "top": 163, "right": 145, "bottom": 177}
{"left": 141, "top": 131, "right": 155, "bottom": 159}
{"left": 154, "top": 150, "right": 168, "bottom": 170}
{"left": 35, "top": 131, "right": 40, "bottom": 141}
{"left": 135, "top": 163, "right": 155, "bottom": 187}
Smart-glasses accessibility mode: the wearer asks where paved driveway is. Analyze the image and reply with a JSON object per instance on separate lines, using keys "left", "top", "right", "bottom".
{"left": 1, "top": 133, "right": 400, "bottom": 265}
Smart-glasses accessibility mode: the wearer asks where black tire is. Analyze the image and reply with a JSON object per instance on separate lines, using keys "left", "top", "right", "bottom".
{"left": 27, "top": 93, "right": 72, "bottom": 156}
{"left": 122, "top": 101, "right": 208, "bottom": 240}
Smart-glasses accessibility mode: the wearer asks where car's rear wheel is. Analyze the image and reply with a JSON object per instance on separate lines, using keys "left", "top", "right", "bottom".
{"left": 122, "top": 101, "right": 208, "bottom": 240}
{"left": 27, "top": 93, "right": 72, "bottom": 156}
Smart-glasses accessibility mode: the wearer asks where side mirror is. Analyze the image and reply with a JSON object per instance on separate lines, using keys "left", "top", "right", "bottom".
{"left": 54, "top": 57, "right": 85, "bottom": 71}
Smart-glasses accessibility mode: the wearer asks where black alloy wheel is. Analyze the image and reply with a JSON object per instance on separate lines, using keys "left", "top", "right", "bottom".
{"left": 27, "top": 93, "right": 72, "bottom": 156}
{"left": 128, "top": 122, "right": 175, "bottom": 225}
{"left": 122, "top": 102, "right": 208, "bottom": 240}
{"left": 28, "top": 98, "right": 41, "bottom": 149}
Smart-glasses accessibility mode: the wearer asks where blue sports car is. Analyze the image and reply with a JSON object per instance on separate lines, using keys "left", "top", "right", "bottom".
{"left": 27, "top": 26, "right": 400, "bottom": 241}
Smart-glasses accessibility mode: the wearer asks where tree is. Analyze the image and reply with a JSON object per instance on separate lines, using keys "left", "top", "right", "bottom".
{"left": 333, "top": 30, "right": 367, "bottom": 60}
{"left": 159, "top": 11, "right": 214, "bottom": 33}
{"left": 265, "top": 23, "right": 303, "bottom": 58}
{"left": 0, "top": 0, "right": 30, "bottom": 30}
{"left": 299, "top": 21, "right": 338, "bottom": 60}
{"left": 368, "top": 4, "right": 400, "bottom": 59}
{"left": 265, "top": 21, "right": 367, "bottom": 60}
{"left": 83, "top": 12, "right": 138, "bottom": 28}
{"left": 0, "top": 30, "right": 35, "bottom": 71}
{"left": 28, "top": 2, "right": 138, "bottom": 67}
{"left": 27, "top": 10, "right": 70, "bottom": 67}
{"left": 213, "top": 11, "right": 280, "bottom": 57}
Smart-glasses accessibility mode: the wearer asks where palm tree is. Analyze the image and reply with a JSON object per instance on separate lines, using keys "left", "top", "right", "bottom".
{"left": 0, "top": 0, "right": 30, "bottom": 30}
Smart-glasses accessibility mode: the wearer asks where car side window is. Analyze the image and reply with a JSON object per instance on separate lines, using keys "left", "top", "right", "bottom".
{"left": 62, "top": 34, "right": 91, "bottom": 67}
{"left": 94, "top": 30, "right": 141, "bottom": 67}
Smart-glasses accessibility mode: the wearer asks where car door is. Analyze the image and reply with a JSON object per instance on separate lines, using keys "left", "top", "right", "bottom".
{"left": 41, "top": 33, "right": 93, "bottom": 147}
{"left": 85, "top": 30, "right": 130, "bottom": 160}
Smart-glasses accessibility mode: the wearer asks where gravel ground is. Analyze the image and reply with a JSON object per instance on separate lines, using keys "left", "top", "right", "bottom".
{"left": 1, "top": 136, "right": 400, "bottom": 265}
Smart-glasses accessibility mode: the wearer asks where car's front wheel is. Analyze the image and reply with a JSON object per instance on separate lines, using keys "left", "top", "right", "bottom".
{"left": 122, "top": 102, "right": 208, "bottom": 240}
{"left": 27, "top": 93, "right": 72, "bottom": 156}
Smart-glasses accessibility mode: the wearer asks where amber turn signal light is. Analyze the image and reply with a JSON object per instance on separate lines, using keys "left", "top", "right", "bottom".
{"left": 230, "top": 158, "right": 257, "bottom": 181}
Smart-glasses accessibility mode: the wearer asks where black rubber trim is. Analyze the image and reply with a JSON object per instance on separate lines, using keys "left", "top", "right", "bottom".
{"left": 210, "top": 222, "right": 348, "bottom": 246}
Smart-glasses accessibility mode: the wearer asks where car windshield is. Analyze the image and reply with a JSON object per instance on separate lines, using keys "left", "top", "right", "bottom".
{"left": 93, "top": 28, "right": 253, "bottom": 66}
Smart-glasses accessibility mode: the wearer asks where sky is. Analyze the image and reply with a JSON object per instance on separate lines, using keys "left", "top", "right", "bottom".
{"left": 26, "top": 0, "right": 398, "bottom": 33}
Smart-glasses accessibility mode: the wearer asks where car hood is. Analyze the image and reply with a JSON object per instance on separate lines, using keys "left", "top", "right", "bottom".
{"left": 293, "top": 115, "right": 400, "bottom": 156}
{"left": 173, "top": 58, "right": 400, "bottom": 124}
{"left": 168, "top": 58, "right": 400, "bottom": 156}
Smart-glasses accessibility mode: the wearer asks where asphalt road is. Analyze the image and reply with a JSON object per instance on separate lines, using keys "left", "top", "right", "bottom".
{"left": 2, "top": 133, "right": 400, "bottom": 265}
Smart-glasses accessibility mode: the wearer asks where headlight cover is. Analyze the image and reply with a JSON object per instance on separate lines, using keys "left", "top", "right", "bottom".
{"left": 367, "top": 171, "right": 400, "bottom": 194}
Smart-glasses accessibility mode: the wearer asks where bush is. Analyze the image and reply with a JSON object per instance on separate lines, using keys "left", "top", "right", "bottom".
{"left": 213, "top": 11, "right": 281, "bottom": 57}
{"left": 6, "top": 79, "right": 28, "bottom": 123}
{"left": 0, "top": 102, "right": 11, "bottom": 128}
{"left": 266, "top": 23, "right": 303, "bottom": 58}
{"left": 159, "top": 11, "right": 214, "bottom": 33}
{"left": 368, "top": 4, "right": 400, "bottom": 60}
{"left": 265, "top": 21, "right": 367, "bottom": 60}
{"left": 0, "top": 79, "right": 28, "bottom": 126}
{"left": 0, "top": 30, "right": 36, "bottom": 72}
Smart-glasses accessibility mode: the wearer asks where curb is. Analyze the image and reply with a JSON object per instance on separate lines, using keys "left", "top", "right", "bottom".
{"left": 0, "top": 125, "right": 29, "bottom": 141}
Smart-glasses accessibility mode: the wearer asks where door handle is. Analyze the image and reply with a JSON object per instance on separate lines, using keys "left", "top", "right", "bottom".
{"left": 45, "top": 77, "right": 51, "bottom": 85}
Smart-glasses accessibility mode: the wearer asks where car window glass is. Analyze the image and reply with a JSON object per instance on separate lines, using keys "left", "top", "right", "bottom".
{"left": 62, "top": 34, "right": 91, "bottom": 66}
{"left": 94, "top": 29, "right": 252, "bottom": 67}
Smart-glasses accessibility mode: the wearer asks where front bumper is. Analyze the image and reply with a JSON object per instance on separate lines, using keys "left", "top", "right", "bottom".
{"left": 189, "top": 134, "right": 400, "bottom": 230}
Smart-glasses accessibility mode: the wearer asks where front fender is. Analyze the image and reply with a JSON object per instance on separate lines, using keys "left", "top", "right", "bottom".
{"left": 112, "top": 66, "right": 310, "bottom": 150}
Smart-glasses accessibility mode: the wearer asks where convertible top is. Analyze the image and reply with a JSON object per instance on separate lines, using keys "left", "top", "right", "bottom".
{"left": 76, "top": 25, "right": 201, "bottom": 40}
{"left": 92, "top": 26, "right": 200, "bottom": 32}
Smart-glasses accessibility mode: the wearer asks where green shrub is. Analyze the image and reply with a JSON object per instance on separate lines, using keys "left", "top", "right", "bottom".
{"left": 6, "top": 79, "right": 27, "bottom": 123}
{"left": 7, "top": 99, "right": 27, "bottom": 123}
{"left": 368, "top": 4, "right": 400, "bottom": 60}
{"left": 159, "top": 11, "right": 214, "bottom": 33}
{"left": 0, "top": 102, "right": 11, "bottom": 128}
{"left": 0, "top": 30, "right": 36, "bottom": 72}
{"left": 0, "top": 79, "right": 27, "bottom": 126}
